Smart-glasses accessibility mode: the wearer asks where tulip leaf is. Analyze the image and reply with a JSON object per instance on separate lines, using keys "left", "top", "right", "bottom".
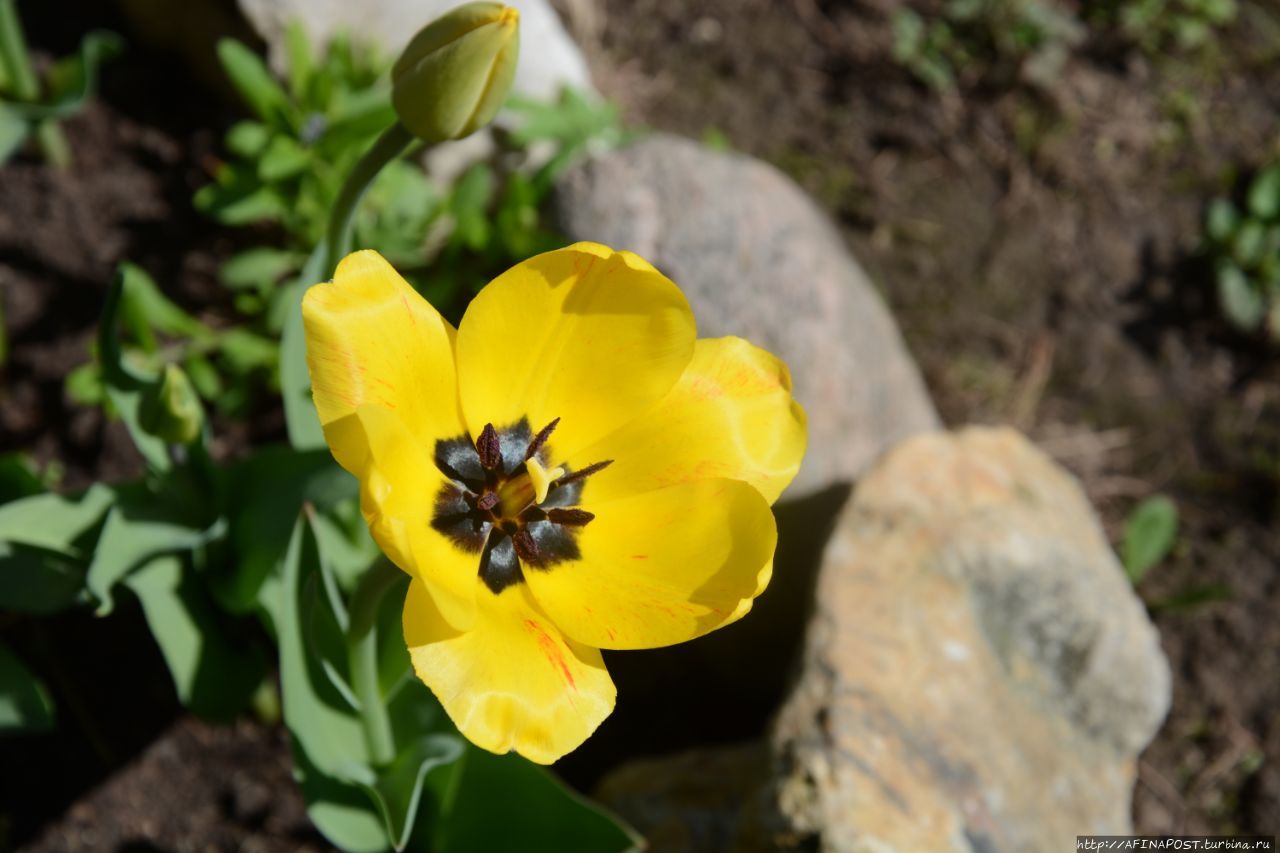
{"left": 86, "top": 503, "right": 226, "bottom": 614}
{"left": 432, "top": 747, "right": 642, "bottom": 852}
{"left": 0, "top": 483, "right": 113, "bottom": 558}
{"left": 217, "top": 39, "right": 294, "bottom": 127}
{"left": 0, "top": 542, "right": 88, "bottom": 614}
{"left": 124, "top": 553, "right": 264, "bottom": 721}
{"left": 0, "top": 640, "right": 55, "bottom": 734}
{"left": 0, "top": 104, "right": 27, "bottom": 165}
{"left": 98, "top": 267, "right": 170, "bottom": 471}
{"left": 281, "top": 253, "right": 326, "bottom": 450}
{"left": 343, "top": 733, "right": 465, "bottom": 852}
{"left": 1122, "top": 494, "right": 1179, "bottom": 583}
{"left": 0, "top": 452, "right": 44, "bottom": 502}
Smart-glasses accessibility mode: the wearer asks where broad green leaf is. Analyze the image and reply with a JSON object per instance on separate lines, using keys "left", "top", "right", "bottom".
{"left": 1218, "top": 264, "right": 1266, "bottom": 331}
{"left": 346, "top": 734, "right": 464, "bottom": 852}
{"left": 0, "top": 641, "right": 54, "bottom": 734}
{"left": 278, "top": 514, "right": 386, "bottom": 852}
{"left": 0, "top": 542, "right": 87, "bottom": 614}
{"left": 86, "top": 504, "right": 226, "bottom": 614}
{"left": 1122, "top": 494, "right": 1179, "bottom": 583}
{"left": 434, "top": 747, "right": 641, "bottom": 852}
{"left": 125, "top": 553, "right": 264, "bottom": 720}
{"left": 99, "top": 270, "right": 169, "bottom": 471}
{"left": 221, "top": 247, "right": 303, "bottom": 293}
{"left": 1248, "top": 165, "right": 1280, "bottom": 220}
{"left": 217, "top": 39, "right": 293, "bottom": 126}
{"left": 0, "top": 483, "right": 113, "bottom": 557}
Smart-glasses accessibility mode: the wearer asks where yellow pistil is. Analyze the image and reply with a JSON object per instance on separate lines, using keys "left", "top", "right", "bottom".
{"left": 526, "top": 457, "right": 565, "bottom": 505}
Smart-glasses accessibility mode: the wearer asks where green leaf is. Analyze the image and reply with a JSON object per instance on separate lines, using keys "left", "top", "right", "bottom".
{"left": 278, "top": 514, "right": 387, "bottom": 852}
{"left": 1122, "top": 494, "right": 1179, "bottom": 583}
{"left": 65, "top": 361, "right": 104, "bottom": 406}
{"left": 0, "top": 104, "right": 28, "bottom": 166}
{"left": 124, "top": 553, "right": 264, "bottom": 720}
{"left": 1232, "top": 219, "right": 1266, "bottom": 268}
{"left": 194, "top": 172, "right": 287, "bottom": 225}
{"left": 346, "top": 734, "right": 464, "bottom": 851}
{"left": 1218, "top": 263, "right": 1266, "bottom": 331}
{"left": 0, "top": 452, "right": 44, "bottom": 503}
{"left": 284, "top": 21, "right": 314, "bottom": 101}
{"left": 434, "top": 747, "right": 641, "bottom": 852}
{"left": 1205, "top": 197, "right": 1240, "bottom": 243}
{"left": 1148, "top": 581, "right": 1232, "bottom": 613}
{"left": 221, "top": 247, "right": 303, "bottom": 293}
{"left": 86, "top": 503, "right": 226, "bottom": 614}
{"left": 0, "top": 541, "right": 87, "bottom": 614}
{"left": 259, "top": 133, "right": 312, "bottom": 181}
{"left": 0, "top": 641, "right": 54, "bottom": 734}
{"left": 225, "top": 120, "right": 271, "bottom": 157}
{"left": 450, "top": 164, "right": 495, "bottom": 251}
{"left": 281, "top": 254, "right": 325, "bottom": 449}
{"left": 98, "top": 269, "right": 169, "bottom": 471}
{"left": 1248, "top": 165, "right": 1280, "bottom": 220}
{"left": 0, "top": 483, "right": 113, "bottom": 557}
{"left": 217, "top": 39, "right": 293, "bottom": 126}
{"left": 218, "top": 327, "right": 279, "bottom": 374}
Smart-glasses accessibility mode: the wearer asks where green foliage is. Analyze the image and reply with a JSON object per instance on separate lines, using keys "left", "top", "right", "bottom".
{"left": 0, "top": 641, "right": 54, "bottom": 734}
{"left": 890, "top": 0, "right": 1084, "bottom": 91}
{"left": 1202, "top": 163, "right": 1280, "bottom": 338}
{"left": 1084, "top": 0, "right": 1236, "bottom": 54}
{"left": 1122, "top": 494, "right": 1179, "bottom": 583}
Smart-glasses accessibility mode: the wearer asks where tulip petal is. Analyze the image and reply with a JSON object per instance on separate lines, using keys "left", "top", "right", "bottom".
{"left": 302, "top": 250, "right": 464, "bottom": 444}
{"left": 455, "top": 242, "right": 696, "bottom": 462}
{"left": 404, "top": 577, "right": 615, "bottom": 765}
{"left": 523, "top": 478, "right": 776, "bottom": 651}
{"left": 325, "top": 405, "right": 477, "bottom": 631}
{"left": 566, "top": 337, "right": 807, "bottom": 505}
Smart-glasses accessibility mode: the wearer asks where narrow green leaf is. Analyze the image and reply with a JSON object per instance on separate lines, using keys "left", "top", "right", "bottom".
{"left": 99, "top": 269, "right": 169, "bottom": 471}
{"left": 259, "top": 133, "right": 312, "bottom": 181}
{"left": 281, "top": 254, "right": 326, "bottom": 449}
{"left": 221, "top": 247, "right": 303, "bottom": 292}
{"left": 0, "top": 641, "right": 54, "bottom": 734}
{"left": 1218, "top": 264, "right": 1266, "bottom": 331}
{"left": 125, "top": 553, "right": 264, "bottom": 721}
{"left": 225, "top": 120, "right": 271, "bottom": 157}
{"left": 1122, "top": 494, "right": 1179, "bottom": 583}
{"left": 0, "top": 103, "right": 27, "bottom": 165}
{"left": 284, "top": 21, "right": 314, "bottom": 101}
{"left": 217, "top": 38, "right": 293, "bottom": 126}
{"left": 1205, "top": 197, "right": 1239, "bottom": 243}
{"left": 347, "top": 734, "right": 464, "bottom": 852}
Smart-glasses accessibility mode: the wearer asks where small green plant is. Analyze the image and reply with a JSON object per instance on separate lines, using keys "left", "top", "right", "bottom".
{"left": 1203, "top": 163, "right": 1280, "bottom": 337}
{"left": 0, "top": 0, "right": 120, "bottom": 168}
{"left": 1122, "top": 493, "right": 1179, "bottom": 583}
{"left": 1084, "top": 0, "right": 1236, "bottom": 54}
{"left": 890, "top": 0, "right": 1083, "bottom": 91}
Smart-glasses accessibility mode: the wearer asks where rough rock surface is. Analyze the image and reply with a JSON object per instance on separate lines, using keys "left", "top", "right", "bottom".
{"left": 238, "top": 0, "right": 593, "bottom": 100}
{"left": 552, "top": 134, "right": 941, "bottom": 499}
{"left": 770, "top": 427, "right": 1171, "bottom": 851}
{"left": 595, "top": 428, "right": 1170, "bottom": 852}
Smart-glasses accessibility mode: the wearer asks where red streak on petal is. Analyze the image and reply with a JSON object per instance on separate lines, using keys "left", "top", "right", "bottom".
{"left": 631, "top": 554, "right": 648, "bottom": 560}
{"left": 525, "top": 619, "right": 576, "bottom": 691}
{"left": 606, "top": 628, "right": 616, "bottom": 642}
{"left": 401, "top": 294, "right": 416, "bottom": 325}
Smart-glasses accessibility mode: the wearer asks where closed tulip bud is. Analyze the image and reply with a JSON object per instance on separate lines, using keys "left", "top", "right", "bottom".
{"left": 391, "top": 2, "right": 520, "bottom": 144}
{"left": 140, "top": 363, "right": 204, "bottom": 445}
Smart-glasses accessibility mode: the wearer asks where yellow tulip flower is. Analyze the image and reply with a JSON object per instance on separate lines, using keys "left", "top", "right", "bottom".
{"left": 302, "top": 243, "right": 806, "bottom": 764}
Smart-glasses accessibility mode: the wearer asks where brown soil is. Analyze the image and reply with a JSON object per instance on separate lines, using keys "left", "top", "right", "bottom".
{"left": 569, "top": 0, "right": 1280, "bottom": 836}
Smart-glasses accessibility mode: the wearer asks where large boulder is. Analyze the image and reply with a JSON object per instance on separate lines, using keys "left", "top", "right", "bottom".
{"left": 552, "top": 133, "right": 941, "bottom": 500}
{"left": 595, "top": 428, "right": 1171, "bottom": 852}
{"left": 770, "top": 427, "right": 1171, "bottom": 851}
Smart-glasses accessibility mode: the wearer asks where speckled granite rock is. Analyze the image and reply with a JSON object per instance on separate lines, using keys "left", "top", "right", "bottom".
{"left": 770, "top": 427, "right": 1171, "bottom": 851}
{"left": 552, "top": 133, "right": 941, "bottom": 500}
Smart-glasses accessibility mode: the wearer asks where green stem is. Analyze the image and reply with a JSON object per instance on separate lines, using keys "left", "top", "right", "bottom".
{"left": 324, "top": 121, "right": 414, "bottom": 274}
{"left": 347, "top": 557, "right": 403, "bottom": 767}
{"left": 0, "top": 0, "right": 69, "bottom": 168}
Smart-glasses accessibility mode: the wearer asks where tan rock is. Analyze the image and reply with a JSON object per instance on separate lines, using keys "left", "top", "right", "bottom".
{"left": 771, "top": 427, "right": 1171, "bottom": 852}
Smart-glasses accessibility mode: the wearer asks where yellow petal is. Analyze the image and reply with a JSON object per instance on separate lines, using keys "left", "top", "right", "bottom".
{"left": 523, "top": 478, "right": 776, "bottom": 650}
{"left": 302, "top": 250, "right": 464, "bottom": 443}
{"left": 325, "top": 405, "right": 477, "bottom": 631}
{"left": 455, "top": 242, "right": 695, "bottom": 462}
{"left": 566, "top": 336, "right": 807, "bottom": 505}
{"left": 404, "top": 577, "right": 615, "bottom": 765}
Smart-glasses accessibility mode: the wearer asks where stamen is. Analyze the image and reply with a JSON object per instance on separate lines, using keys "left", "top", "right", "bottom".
{"left": 526, "top": 457, "right": 566, "bottom": 505}
{"left": 476, "top": 423, "right": 502, "bottom": 470}
{"left": 555, "top": 459, "right": 613, "bottom": 488}
{"left": 512, "top": 528, "right": 542, "bottom": 565}
{"left": 476, "top": 492, "right": 499, "bottom": 511}
{"left": 547, "top": 508, "right": 594, "bottom": 526}
{"left": 525, "top": 417, "right": 560, "bottom": 460}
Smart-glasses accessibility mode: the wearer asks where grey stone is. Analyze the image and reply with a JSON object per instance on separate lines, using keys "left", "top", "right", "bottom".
{"left": 551, "top": 133, "right": 941, "bottom": 499}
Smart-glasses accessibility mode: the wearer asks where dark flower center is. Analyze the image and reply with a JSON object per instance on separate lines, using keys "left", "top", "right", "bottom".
{"left": 430, "top": 417, "right": 611, "bottom": 594}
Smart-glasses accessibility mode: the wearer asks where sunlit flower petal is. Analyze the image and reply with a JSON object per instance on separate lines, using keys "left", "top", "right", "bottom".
{"left": 455, "top": 242, "right": 696, "bottom": 462}
{"left": 566, "top": 336, "right": 807, "bottom": 504}
{"left": 519, "top": 477, "right": 776, "bottom": 650}
{"left": 404, "top": 576, "right": 615, "bottom": 765}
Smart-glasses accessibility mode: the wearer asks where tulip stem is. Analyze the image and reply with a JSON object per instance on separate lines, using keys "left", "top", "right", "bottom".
{"left": 347, "top": 557, "right": 404, "bottom": 767}
{"left": 324, "top": 121, "right": 415, "bottom": 274}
